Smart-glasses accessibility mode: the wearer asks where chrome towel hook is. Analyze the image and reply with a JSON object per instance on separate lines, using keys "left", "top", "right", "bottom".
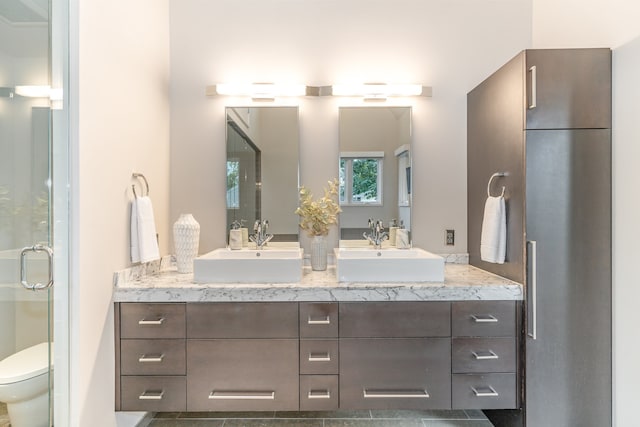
{"left": 487, "top": 172, "right": 508, "bottom": 197}
{"left": 132, "top": 173, "right": 150, "bottom": 198}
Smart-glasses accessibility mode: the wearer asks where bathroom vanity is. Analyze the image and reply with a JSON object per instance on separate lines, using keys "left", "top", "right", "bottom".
{"left": 113, "top": 264, "right": 522, "bottom": 413}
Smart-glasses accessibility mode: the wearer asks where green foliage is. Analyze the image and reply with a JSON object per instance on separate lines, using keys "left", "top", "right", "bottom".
{"left": 352, "top": 159, "right": 378, "bottom": 201}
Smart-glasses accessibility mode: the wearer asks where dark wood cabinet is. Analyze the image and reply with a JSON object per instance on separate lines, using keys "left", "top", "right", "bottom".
{"left": 115, "top": 299, "right": 518, "bottom": 412}
{"left": 187, "top": 339, "right": 299, "bottom": 411}
{"left": 451, "top": 301, "right": 518, "bottom": 410}
{"left": 340, "top": 338, "right": 451, "bottom": 409}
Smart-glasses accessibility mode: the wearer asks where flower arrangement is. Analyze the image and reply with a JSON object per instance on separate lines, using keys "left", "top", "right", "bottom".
{"left": 295, "top": 179, "right": 341, "bottom": 237}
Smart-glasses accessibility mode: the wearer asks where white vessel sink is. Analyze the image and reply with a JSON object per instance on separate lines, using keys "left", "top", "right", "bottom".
{"left": 193, "top": 247, "right": 304, "bottom": 283}
{"left": 334, "top": 247, "right": 445, "bottom": 283}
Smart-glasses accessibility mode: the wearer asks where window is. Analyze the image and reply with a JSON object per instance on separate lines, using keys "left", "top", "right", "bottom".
{"left": 339, "top": 152, "right": 383, "bottom": 205}
{"left": 226, "top": 160, "right": 239, "bottom": 209}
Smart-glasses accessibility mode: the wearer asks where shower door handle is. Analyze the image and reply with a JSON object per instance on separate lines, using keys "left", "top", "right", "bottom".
{"left": 20, "top": 244, "right": 54, "bottom": 291}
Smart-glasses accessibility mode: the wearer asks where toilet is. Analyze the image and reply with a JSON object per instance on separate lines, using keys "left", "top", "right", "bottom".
{"left": 0, "top": 342, "right": 52, "bottom": 427}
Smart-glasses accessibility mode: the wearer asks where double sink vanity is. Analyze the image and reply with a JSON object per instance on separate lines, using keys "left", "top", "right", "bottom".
{"left": 113, "top": 253, "right": 522, "bottom": 414}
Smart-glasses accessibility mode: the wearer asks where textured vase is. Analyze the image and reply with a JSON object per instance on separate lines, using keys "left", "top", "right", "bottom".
{"left": 173, "top": 213, "right": 200, "bottom": 273}
{"left": 310, "top": 235, "right": 328, "bottom": 271}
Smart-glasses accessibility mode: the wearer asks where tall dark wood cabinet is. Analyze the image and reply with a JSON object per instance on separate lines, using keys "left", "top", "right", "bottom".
{"left": 467, "top": 48, "right": 612, "bottom": 427}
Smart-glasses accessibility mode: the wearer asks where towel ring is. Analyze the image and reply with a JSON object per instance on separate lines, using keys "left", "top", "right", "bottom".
{"left": 132, "top": 173, "right": 150, "bottom": 198}
{"left": 487, "top": 172, "right": 507, "bottom": 197}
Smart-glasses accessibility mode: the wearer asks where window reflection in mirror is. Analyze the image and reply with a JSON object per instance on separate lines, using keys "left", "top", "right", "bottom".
{"left": 225, "top": 107, "right": 300, "bottom": 243}
{"left": 338, "top": 107, "right": 412, "bottom": 243}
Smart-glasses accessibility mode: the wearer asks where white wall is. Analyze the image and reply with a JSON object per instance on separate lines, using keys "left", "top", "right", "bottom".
{"left": 532, "top": 2, "right": 640, "bottom": 426}
{"left": 71, "top": 0, "right": 171, "bottom": 426}
{"left": 169, "top": 0, "right": 532, "bottom": 255}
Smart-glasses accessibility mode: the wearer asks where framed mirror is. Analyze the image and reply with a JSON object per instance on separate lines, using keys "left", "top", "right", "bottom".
{"left": 338, "top": 107, "right": 412, "bottom": 244}
{"left": 226, "top": 107, "right": 300, "bottom": 242}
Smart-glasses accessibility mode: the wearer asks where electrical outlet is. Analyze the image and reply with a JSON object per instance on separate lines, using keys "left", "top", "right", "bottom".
{"left": 445, "top": 229, "right": 455, "bottom": 246}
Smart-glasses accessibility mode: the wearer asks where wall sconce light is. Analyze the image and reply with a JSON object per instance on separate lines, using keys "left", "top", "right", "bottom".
{"left": 208, "top": 83, "right": 308, "bottom": 100}
{"left": 330, "top": 83, "right": 431, "bottom": 100}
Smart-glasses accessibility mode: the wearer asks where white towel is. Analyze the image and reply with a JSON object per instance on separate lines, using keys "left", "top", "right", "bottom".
{"left": 131, "top": 196, "right": 160, "bottom": 263}
{"left": 480, "top": 195, "right": 506, "bottom": 264}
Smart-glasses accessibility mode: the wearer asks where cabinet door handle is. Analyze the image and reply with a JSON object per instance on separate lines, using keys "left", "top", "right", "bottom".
{"left": 471, "top": 386, "right": 499, "bottom": 397}
{"left": 138, "top": 353, "right": 165, "bottom": 363}
{"left": 307, "top": 315, "right": 330, "bottom": 325}
{"left": 527, "top": 240, "right": 538, "bottom": 340}
{"left": 308, "top": 352, "right": 331, "bottom": 362}
{"left": 138, "top": 317, "right": 165, "bottom": 325}
{"left": 209, "top": 391, "right": 275, "bottom": 400}
{"left": 308, "top": 390, "right": 331, "bottom": 399}
{"left": 528, "top": 65, "right": 537, "bottom": 109}
{"left": 138, "top": 390, "right": 164, "bottom": 400}
{"left": 363, "top": 389, "right": 430, "bottom": 399}
{"left": 471, "top": 350, "right": 499, "bottom": 360}
{"left": 470, "top": 314, "right": 498, "bottom": 323}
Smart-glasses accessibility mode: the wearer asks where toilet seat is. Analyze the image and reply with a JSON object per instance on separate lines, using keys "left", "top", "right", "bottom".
{"left": 0, "top": 343, "right": 52, "bottom": 385}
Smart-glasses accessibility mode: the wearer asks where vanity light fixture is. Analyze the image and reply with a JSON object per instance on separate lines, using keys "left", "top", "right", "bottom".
{"left": 330, "top": 83, "right": 431, "bottom": 100}
{"left": 210, "top": 83, "right": 308, "bottom": 100}
{"left": 14, "top": 85, "right": 51, "bottom": 98}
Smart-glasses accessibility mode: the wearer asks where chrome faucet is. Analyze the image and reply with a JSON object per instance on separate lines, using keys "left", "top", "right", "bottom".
{"left": 249, "top": 219, "right": 273, "bottom": 249}
{"left": 363, "top": 218, "right": 389, "bottom": 249}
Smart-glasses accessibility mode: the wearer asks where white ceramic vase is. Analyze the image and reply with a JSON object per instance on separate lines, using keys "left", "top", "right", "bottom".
{"left": 173, "top": 213, "right": 200, "bottom": 273}
{"left": 310, "top": 235, "right": 327, "bottom": 271}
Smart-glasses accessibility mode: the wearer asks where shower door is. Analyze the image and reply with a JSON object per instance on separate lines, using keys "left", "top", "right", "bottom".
{"left": 0, "top": 1, "right": 55, "bottom": 425}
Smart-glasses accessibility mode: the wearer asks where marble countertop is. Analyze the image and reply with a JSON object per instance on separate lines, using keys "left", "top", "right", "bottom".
{"left": 112, "top": 263, "right": 523, "bottom": 303}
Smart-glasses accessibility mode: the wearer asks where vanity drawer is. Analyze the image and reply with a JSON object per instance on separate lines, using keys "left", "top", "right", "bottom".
{"left": 340, "top": 338, "right": 451, "bottom": 409}
{"left": 186, "top": 339, "right": 299, "bottom": 411}
{"left": 451, "top": 301, "right": 516, "bottom": 337}
{"left": 186, "top": 302, "right": 298, "bottom": 338}
{"left": 300, "top": 339, "right": 339, "bottom": 374}
{"left": 340, "top": 302, "right": 451, "bottom": 338}
{"left": 120, "top": 376, "right": 186, "bottom": 412}
{"left": 300, "top": 302, "right": 338, "bottom": 338}
{"left": 300, "top": 375, "right": 339, "bottom": 411}
{"left": 452, "top": 338, "right": 516, "bottom": 373}
{"left": 452, "top": 373, "right": 517, "bottom": 409}
{"left": 120, "top": 303, "right": 186, "bottom": 339}
{"left": 120, "top": 339, "right": 186, "bottom": 376}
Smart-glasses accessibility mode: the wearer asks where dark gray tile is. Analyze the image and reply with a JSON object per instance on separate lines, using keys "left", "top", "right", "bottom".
{"left": 223, "top": 420, "right": 323, "bottom": 427}
{"left": 463, "top": 410, "right": 488, "bottom": 420}
{"left": 371, "top": 410, "right": 468, "bottom": 420}
{"left": 149, "top": 420, "right": 225, "bottom": 427}
{"left": 178, "top": 412, "right": 275, "bottom": 419}
{"left": 155, "top": 412, "right": 181, "bottom": 419}
{"left": 423, "top": 421, "right": 494, "bottom": 427}
{"left": 324, "top": 420, "right": 423, "bottom": 427}
{"left": 276, "top": 410, "right": 372, "bottom": 419}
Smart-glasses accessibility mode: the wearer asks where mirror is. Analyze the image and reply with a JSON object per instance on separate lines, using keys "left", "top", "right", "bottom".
{"left": 338, "top": 107, "right": 412, "bottom": 243}
{"left": 226, "top": 107, "right": 300, "bottom": 242}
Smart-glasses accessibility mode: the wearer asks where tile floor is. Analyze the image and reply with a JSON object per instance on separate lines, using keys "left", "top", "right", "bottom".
{"left": 149, "top": 410, "right": 494, "bottom": 427}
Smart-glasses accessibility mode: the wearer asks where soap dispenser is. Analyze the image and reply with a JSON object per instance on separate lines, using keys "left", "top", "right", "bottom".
{"left": 389, "top": 218, "right": 398, "bottom": 246}
{"left": 396, "top": 220, "right": 410, "bottom": 249}
{"left": 229, "top": 221, "right": 243, "bottom": 250}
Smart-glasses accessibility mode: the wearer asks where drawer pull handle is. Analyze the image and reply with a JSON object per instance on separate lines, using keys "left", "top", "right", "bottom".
{"left": 138, "top": 353, "right": 165, "bottom": 363}
{"left": 363, "top": 389, "right": 430, "bottom": 399}
{"left": 472, "top": 350, "right": 499, "bottom": 360}
{"left": 209, "top": 391, "right": 275, "bottom": 400}
{"left": 308, "top": 352, "right": 331, "bottom": 362}
{"left": 138, "top": 317, "right": 165, "bottom": 325}
{"left": 139, "top": 390, "right": 164, "bottom": 400}
{"left": 308, "top": 315, "right": 331, "bottom": 325}
{"left": 471, "top": 386, "right": 499, "bottom": 397}
{"left": 308, "top": 390, "right": 331, "bottom": 399}
{"left": 471, "top": 314, "right": 498, "bottom": 323}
